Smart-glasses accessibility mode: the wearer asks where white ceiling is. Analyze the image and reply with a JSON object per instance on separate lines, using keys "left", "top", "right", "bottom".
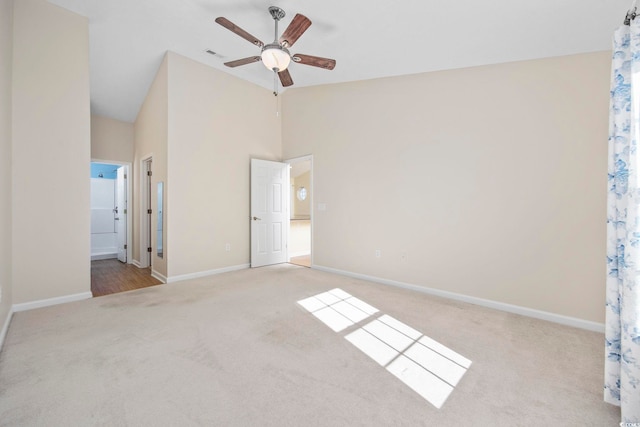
{"left": 48, "top": 0, "right": 630, "bottom": 123}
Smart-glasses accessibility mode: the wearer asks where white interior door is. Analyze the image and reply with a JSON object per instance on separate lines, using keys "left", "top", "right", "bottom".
{"left": 116, "top": 166, "right": 127, "bottom": 263}
{"left": 251, "top": 159, "right": 289, "bottom": 267}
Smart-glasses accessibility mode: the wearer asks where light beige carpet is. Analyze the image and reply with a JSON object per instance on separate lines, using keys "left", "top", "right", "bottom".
{"left": 0, "top": 264, "right": 619, "bottom": 425}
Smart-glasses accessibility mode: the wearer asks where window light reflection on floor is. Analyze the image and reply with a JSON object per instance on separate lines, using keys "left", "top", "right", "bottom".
{"left": 297, "top": 288, "right": 472, "bottom": 409}
{"left": 297, "top": 288, "right": 378, "bottom": 332}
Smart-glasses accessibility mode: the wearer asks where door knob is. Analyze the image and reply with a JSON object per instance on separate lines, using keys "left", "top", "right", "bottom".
{"left": 252, "top": 216, "right": 262, "bottom": 221}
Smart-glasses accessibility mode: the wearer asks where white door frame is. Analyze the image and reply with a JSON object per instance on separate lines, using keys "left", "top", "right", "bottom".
{"left": 115, "top": 166, "right": 127, "bottom": 263}
{"left": 139, "top": 155, "right": 153, "bottom": 269}
{"left": 285, "top": 155, "right": 313, "bottom": 267}
{"left": 91, "top": 159, "right": 133, "bottom": 264}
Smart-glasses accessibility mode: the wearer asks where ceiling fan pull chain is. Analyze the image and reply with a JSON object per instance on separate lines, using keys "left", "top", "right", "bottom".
{"left": 274, "top": 70, "right": 280, "bottom": 116}
{"left": 273, "top": 69, "right": 279, "bottom": 97}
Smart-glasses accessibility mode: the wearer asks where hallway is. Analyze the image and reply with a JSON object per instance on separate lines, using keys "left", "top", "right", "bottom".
{"left": 289, "top": 254, "right": 311, "bottom": 268}
{"left": 91, "top": 259, "right": 162, "bottom": 297}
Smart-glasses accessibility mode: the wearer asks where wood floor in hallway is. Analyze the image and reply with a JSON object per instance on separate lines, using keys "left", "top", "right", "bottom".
{"left": 289, "top": 254, "right": 311, "bottom": 268}
{"left": 91, "top": 259, "right": 162, "bottom": 297}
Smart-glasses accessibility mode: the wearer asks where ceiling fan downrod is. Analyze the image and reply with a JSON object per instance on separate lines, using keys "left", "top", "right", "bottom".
{"left": 268, "top": 6, "right": 286, "bottom": 41}
{"left": 263, "top": 6, "right": 286, "bottom": 96}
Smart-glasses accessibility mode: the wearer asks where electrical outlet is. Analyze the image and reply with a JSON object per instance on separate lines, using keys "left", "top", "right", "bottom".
{"left": 225, "top": 243, "right": 231, "bottom": 251}
{"left": 375, "top": 249, "right": 381, "bottom": 258}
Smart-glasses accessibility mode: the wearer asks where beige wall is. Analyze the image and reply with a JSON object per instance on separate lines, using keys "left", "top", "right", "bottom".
{"left": 166, "top": 52, "right": 281, "bottom": 277}
{"left": 133, "top": 54, "right": 168, "bottom": 277}
{"left": 91, "top": 114, "right": 134, "bottom": 163}
{"left": 0, "top": 0, "right": 13, "bottom": 330}
{"left": 282, "top": 52, "right": 610, "bottom": 323}
{"left": 11, "top": 0, "right": 91, "bottom": 303}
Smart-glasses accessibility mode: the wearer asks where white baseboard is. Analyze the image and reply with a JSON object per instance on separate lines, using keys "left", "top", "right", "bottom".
{"left": 312, "top": 265, "right": 605, "bottom": 333}
{"left": 12, "top": 292, "right": 93, "bottom": 313}
{"left": 167, "top": 264, "right": 250, "bottom": 284}
{"left": 0, "top": 309, "right": 13, "bottom": 352}
{"left": 131, "top": 259, "right": 142, "bottom": 268}
{"left": 151, "top": 270, "right": 167, "bottom": 283}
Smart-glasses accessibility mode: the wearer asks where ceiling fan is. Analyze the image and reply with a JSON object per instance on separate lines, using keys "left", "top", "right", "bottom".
{"left": 215, "top": 6, "right": 336, "bottom": 94}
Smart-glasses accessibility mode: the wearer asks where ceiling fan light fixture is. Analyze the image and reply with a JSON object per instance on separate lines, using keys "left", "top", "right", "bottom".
{"left": 261, "top": 43, "right": 291, "bottom": 71}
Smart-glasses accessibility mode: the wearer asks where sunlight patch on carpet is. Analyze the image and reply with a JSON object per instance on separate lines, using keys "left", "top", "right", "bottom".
{"left": 297, "top": 288, "right": 379, "bottom": 332}
{"left": 298, "top": 289, "right": 472, "bottom": 409}
{"left": 347, "top": 314, "right": 471, "bottom": 408}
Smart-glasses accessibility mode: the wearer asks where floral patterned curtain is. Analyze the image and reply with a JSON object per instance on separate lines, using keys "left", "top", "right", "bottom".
{"left": 605, "top": 11, "right": 640, "bottom": 422}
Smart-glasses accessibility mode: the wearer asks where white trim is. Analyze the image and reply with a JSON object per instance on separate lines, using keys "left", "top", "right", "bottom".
{"left": 140, "top": 155, "right": 153, "bottom": 269}
{"left": 131, "top": 259, "right": 142, "bottom": 268}
{"left": 91, "top": 158, "right": 129, "bottom": 165}
{"left": 151, "top": 270, "right": 167, "bottom": 283}
{"left": 166, "top": 264, "right": 250, "bottom": 283}
{"left": 0, "top": 309, "right": 13, "bottom": 352}
{"left": 12, "top": 292, "right": 93, "bottom": 313}
{"left": 312, "top": 265, "right": 605, "bottom": 333}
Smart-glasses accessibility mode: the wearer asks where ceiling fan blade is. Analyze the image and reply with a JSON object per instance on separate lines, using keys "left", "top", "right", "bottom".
{"left": 279, "top": 14, "right": 311, "bottom": 48}
{"left": 278, "top": 69, "right": 294, "bottom": 87}
{"left": 292, "top": 54, "right": 336, "bottom": 70}
{"left": 215, "top": 17, "right": 264, "bottom": 47}
{"left": 224, "top": 56, "right": 261, "bottom": 68}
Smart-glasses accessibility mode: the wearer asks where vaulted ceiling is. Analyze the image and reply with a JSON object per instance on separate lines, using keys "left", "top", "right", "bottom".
{"left": 48, "top": 0, "right": 629, "bottom": 123}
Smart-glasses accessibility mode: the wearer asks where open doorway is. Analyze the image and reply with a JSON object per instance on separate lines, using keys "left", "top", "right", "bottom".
{"left": 90, "top": 161, "right": 130, "bottom": 262}
{"left": 287, "top": 156, "right": 312, "bottom": 267}
{"left": 90, "top": 160, "right": 160, "bottom": 296}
